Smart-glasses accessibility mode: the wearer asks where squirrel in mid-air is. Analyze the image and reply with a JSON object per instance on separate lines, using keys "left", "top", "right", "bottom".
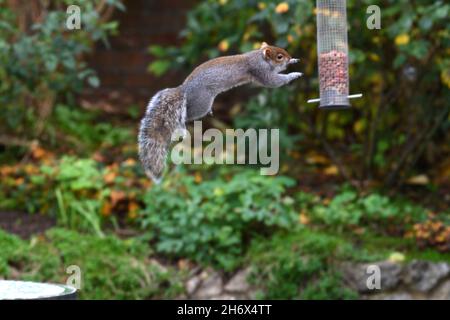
{"left": 138, "top": 42, "right": 302, "bottom": 182}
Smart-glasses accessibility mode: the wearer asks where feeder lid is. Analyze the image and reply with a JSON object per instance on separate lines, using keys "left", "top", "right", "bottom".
{"left": 0, "top": 280, "right": 77, "bottom": 300}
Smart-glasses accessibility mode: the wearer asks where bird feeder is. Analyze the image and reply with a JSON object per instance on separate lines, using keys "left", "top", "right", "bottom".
{"left": 307, "top": 0, "right": 362, "bottom": 109}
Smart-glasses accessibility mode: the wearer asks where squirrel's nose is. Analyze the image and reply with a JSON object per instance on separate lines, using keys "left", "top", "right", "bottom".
{"left": 289, "top": 58, "right": 300, "bottom": 64}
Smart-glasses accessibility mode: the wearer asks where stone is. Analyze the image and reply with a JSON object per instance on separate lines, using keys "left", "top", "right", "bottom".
{"left": 431, "top": 280, "right": 450, "bottom": 300}
{"left": 372, "top": 293, "right": 415, "bottom": 300}
{"left": 194, "top": 272, "right": 223, "bottom": 299}
{"left": 186, "top": 275, "right": 202, "bottom": 296}
{"left": 149, "top": 258, "right": 168, "bottom": 273}
{"left": 224, "top": 268, "right": 251, "bottom": 293}
{"left": 404, "top": 260, "right": 450, "bottom": 292}
{"left": 341, "top": 261, "right": 402, "bottom": 293}
{"left": 210, "top": 294, "right": 237, "bottom": 300}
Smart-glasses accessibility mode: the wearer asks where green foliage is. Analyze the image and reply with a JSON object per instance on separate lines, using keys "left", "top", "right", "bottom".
{"left": 234, "top": 87, "right": 302, "bottom": 151}
{"left": 0, "top": 0, "right": 123, "bottom": 140}
{"left": 148, "top": 0, "right": 450, "bottom": 185}
{"left": 298, "top": 189, "right": 427, "bottom": 232}
{"left": 300, "top": 271, "right": 358, "bottom": 300}
{"left": 140, "top": 169, "right": 297, "bottom": 271}
{"left": 52, "top": 105, "right": 134, "bottom": 151}
{"left": 0, "top": 228, "right": 184, "bottom": 299}
{"left": 0, "top": 155, "right": 147, "bottom": 235}
{"left": 248, "top": 229, "right": 364, "bottom": 299}
{"left": 53, "top": 157, "right": 106, "bottom": 236}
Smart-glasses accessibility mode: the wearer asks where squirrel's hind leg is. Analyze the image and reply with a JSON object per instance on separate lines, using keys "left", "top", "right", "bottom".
{"left": 185, "top": 89, "right": 214, "bottom": 122}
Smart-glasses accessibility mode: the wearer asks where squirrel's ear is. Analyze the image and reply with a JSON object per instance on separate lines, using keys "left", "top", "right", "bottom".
{"left": 262, "top": 47, "right": 271, "bottom": 59}
{"left": 261, "top": 42, "right": 269, "bottom": 49}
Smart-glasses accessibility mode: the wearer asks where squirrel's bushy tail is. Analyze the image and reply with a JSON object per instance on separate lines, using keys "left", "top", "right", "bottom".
{"left": 138, "top": 88, "right": 186, "bottom": 183}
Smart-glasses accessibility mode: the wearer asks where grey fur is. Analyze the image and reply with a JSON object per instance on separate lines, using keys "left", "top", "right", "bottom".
{"left": 138, "top": 88, "right": 186, "bottom": 182}
{"left": 138, "top": 46, "right": 302, "bottom": 182}
{"left": 182, "top": 49, "right": 302, "bottom": 121}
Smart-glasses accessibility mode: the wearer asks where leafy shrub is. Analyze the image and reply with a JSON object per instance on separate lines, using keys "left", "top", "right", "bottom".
{"left": 139, "top": 169, "right": 297, "bottom": 271}
{"left": 302, "top": 190, "right": 427, "bottom": 233}
{"left": 0, "top": 155, "right": 149, "bottom": 235}
{"left": 0, "top": 228, "right": 183, "bottom": 299}
{"left": 234, "top": 87, "right": 302, "bottom": 152}
{"left": 0, "top": 0, "right": 123, "bottom": 143}
{"left": 248, "top": 229, "right": 362, "bottom": 299}
{"left": 52, "top": 156, "right": 107, "bottom": 236}
{"left": 300, "top": 271, "right": 358, "bottom": 300}
{"left": 52, "top": 105, "right": 134, "bottom": 152}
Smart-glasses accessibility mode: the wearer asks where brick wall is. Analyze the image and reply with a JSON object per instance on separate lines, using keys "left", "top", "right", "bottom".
{"left": 82, "top": 0, "right": 196, "bottom": 111}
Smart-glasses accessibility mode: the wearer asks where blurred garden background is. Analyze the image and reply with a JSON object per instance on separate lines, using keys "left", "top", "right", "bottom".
{"left": 0, "top": 0, "right": 449, "bottom": 299}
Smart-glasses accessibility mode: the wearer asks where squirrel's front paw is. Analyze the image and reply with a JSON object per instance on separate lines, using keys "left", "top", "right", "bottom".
{"left": 288, "top": 72, "right": 303, "bottom": 81}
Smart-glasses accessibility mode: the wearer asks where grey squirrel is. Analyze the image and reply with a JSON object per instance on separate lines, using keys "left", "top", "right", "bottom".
{"left": 138, "top": 42, "right": 302, "bottom": 182}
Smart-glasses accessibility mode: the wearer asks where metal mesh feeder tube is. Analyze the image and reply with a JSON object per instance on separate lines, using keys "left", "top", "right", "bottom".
{"left": 308, "top": 0, "right": 362, "bottom": 109}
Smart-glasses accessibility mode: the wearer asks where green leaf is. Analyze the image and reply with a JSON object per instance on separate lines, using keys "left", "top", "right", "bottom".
{"left": 148, "top": 60, "right": 171, "bottom": 77}
{"left": 87, "top": 76, "right": 100, "bottom": 88}
{"left": 148, "top": 45, "right": 167, "bottom": 58}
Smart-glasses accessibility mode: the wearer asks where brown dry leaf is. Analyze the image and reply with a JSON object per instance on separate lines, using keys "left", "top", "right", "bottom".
{"left": 289, "top": 150, "right": 301, "bottom": 160}
{"left": 92, "top": 151, "right": 106, "bottom": 162}
{"left": 14, "top": 177, "right": 25, "bottom": 186}
{"left": 140, "top": 178, "right": 152, "bottom": 188}
{"left": 281, "top": 164, "right": 290, "bottom": 173}
{"left": 194, "top": 172, "right": 202, "bottom": 183}
{"left": 287, "top": 34, "right": 294, "bottom": 44}
{"left": 275, "top": 2, "right": 289, "bottom": 14}
{"left": 406, "top": 174, "right": 430, "bottom": 185}
{"left": 128, "top": 201, "right": 139, "bottom": 220}
{"left": 324, "top": 165, "right": 339, "bottom": 176}
{"left": 110, "top": 190, "right": 126, "bottom": 206}
{"left": 104, "top": 171, "right": 117, "bottom": 184}
{"left": 299, "top": 211, "right": 310, "bottom": 225}
{"left": 106, "top": 163, "right": 119, "bottom": 172}
{"left": 123, "top": 158, "right": 137, "bottom": 166}
{"left": 0, "top": 166, "right": 15, "bottom": 176}
{"left": 436, "top": 160, "right": 450, "bottom": 184}
{"left": 218, "top": 40, "right": 229, "bottom": 52}
{"left": 31, "top": 145, "right": 47, "bottom": 160}
{"left": 305, "top": 153, "right": 329, "bottom": 165}
{"left": 101, "top": 202, "right": 112, "bottom": 217}
{"left": 24, "top": 164, "right": 38, "bottom": 175}
{"left": 177, "top": 259, "right": 191, "bottom": 270}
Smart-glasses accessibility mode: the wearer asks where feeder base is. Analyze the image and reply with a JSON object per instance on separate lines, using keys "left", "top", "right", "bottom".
{"left": 319, "top": 104, "right": 351, "bottom": 110}
{"left": 307, "top": 94, "right": 362, "bottom": 110}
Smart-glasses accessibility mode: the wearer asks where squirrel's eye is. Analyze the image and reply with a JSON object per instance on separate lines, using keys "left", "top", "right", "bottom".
{"left": 277, "top": 54, "right": 283, "bottom": 60}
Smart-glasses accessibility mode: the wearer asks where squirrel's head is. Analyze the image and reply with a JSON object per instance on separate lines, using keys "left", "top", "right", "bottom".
{"left": 260, "top": 42, "right": 298, "bottom": 72}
